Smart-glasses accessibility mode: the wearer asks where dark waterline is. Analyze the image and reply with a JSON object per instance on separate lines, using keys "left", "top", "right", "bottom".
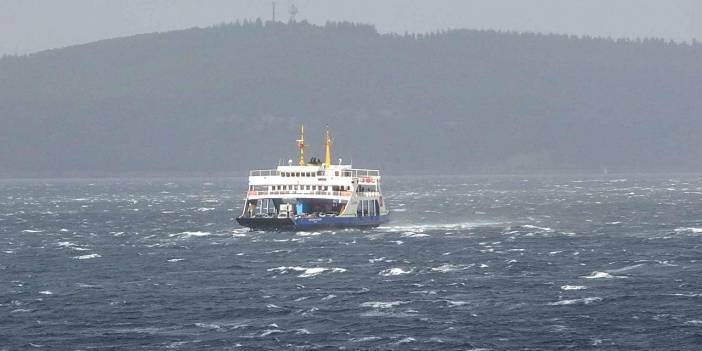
{"left": 1, "top": 175, "right": 702, "bottom": 350}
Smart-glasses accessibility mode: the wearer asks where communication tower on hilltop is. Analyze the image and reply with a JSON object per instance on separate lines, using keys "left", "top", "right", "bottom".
{"left": 289, "top": 3, "right": 298, "bottom": 23}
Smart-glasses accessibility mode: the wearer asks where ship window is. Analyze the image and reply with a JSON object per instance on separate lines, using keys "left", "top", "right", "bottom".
{"left": 306, "top": 185, "right": 310, "bottom": 190}
{"left": 317, "top": 171, "right": 323, "bottom": 176}
{"left": 335, "top": 171, "right": 339, "bottom": 176}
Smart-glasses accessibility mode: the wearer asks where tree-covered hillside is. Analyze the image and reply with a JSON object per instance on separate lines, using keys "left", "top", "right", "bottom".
{"left": 1, "top": 21, "right": 701, "bottom": 176}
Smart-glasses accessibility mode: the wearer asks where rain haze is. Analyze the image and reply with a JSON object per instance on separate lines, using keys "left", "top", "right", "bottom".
{"left": 3, "top": 2, "right": 702, "bottom": 350}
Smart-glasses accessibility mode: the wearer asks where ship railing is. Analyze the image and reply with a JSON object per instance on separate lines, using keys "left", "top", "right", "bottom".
{"left": 351, "top": 169, "right": 380, "bottom": 177}
{"left": 249, "top": 169, "right": 280, "bottom": 177}
{"left": 248, "top": 190, "right": 353, "bottom": 197}
{"left": 355, "top": 191, "right": 381, "bottom": 197}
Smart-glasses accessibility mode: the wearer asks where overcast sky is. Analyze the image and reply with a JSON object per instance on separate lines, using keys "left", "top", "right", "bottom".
{"left": 2, "top": 0, "right": 701, "bottom": 56}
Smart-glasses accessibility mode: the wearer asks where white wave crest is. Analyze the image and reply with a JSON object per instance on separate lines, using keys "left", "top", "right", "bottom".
{"left": 581, "top": 271, "right": 624, "bottom": 279}
{"left": 549, "top": 297, "right": 602, "bottom": 305}
{"left": 431, "top": 264, "right": 469, "bottom": 273}
{"left": 379, "top": 267, "right": 413, "bottom": 276}
{"left": 674, "top": 227, "right": 702, "bottom": 234}
{"left": 267, "top": 266, "right": 347, "bottom": 278}
{"left": 401, "top": 231, "right": 430, "bottom": 238}
{"left": 360, "top": 301, "right": 408, "bottom": 309}
{"left": 560, "top": 285, "right": 587, "bottom": 290}
{"left": 379, "top": 221, "right": 501, "bottom": 232}
{"left": 522, "top": 224, "right": 554, "bottom": 232}
{"left": 169, "top": 231, "right": 211, "bottom": 238}
{"left": 74, "top": 253, "right": 101, "bottom": 260}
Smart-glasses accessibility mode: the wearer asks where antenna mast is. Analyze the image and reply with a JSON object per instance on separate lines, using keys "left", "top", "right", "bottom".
{"left": 297, "top": 124, "right": 305, "bottom": 166}
{"left": 272, "top": 2, "right": 276, "bottom": 22}
{"left": 324, "top": 126, "right": 332, "bottom": 169}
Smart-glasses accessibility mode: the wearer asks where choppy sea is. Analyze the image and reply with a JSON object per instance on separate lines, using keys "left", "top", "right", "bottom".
{"left": 1, "top": 175, "right": 702, "bottom": 350}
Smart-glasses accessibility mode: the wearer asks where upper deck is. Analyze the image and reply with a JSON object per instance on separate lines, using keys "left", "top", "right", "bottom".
{"left": 245, "top": 165, "right": 382, "bottom": 200}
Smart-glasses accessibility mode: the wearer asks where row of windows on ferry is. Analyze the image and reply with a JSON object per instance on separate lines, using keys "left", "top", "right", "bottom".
{"left": 249, "top": 185, "right": 352, "bottom": 191}
{"left": 280, "top": 171, "right": 352, "bottom": 177}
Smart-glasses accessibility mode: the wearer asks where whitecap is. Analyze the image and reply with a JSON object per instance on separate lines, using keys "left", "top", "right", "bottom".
{"left": 685, "top": 320, "right": 702, "bottom": 326}
{"left": 22, "top": 229, "right": 44, "bottom": 233}
{"left": 401, "top": 232, "right": 430, "bottom": 238}
{"left": 549, "top": 297, "right": 602, "bottom": 305}
{"left": 260, "top": 329, "right": 283, "bottom": 336}
{"left": 379, "top": 267, "right": 413, "bottom": 276}
{"left": 39, "top": 290, "right": 53, "bottom": 295}
{"left": 350, "top": 336, "right": 382, "bottom": 342}
{"left": 196, "top": 207, "right": 215, "bottom": 212}
{"left": 380, "top": 221, "right": 500, "bottom": 232}
{"left": 674, "top": 227, "right": 702, "bottom": 234}
{"left": 446, "top": 300, "right": 469, "bottom": 306}
{"left": 561, "top": 285, "right": 586, "bottom": 290}
{"left": 431, "top": 264, "right": 469, "bottom": 273}
{"left": 581, "top": 271, "right": 622, "bottom": 279}
{"left": 73, "top": 253, "right": 101, "bottom": 260}
{"left": 296, "top": 231, "right": 322, "bottom": 237}
{"left": 194, "top": 322, "right": 221, "bottom": 330}
{"left": 169, "top": 231, "right": 211, "bottom": 238}
{"left": 360, "top": 301, "right": 408, "bottom": 309}
{"left": 299, "top": 267, "right": 346, "bottom": 278}
{"left": 522, "top": 224, "right": 554, "bottom": 232}
{"left": 167, "top": 258, "right": 185, "bottom": 262}
{"left": 606, "top": 264, "right": 644, "bottom": 273}
{"left": 267, "top": 266, "right": 347, "bottom": 278}
{"left": 321, "top": 294, "right": 336, "bottom": 300}
{"left": 394, "top": 337, "right": 416, "bottom": 345}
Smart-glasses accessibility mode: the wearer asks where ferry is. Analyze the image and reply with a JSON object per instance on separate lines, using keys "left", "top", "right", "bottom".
{"left": 236, "top": 125, "right": 389, "bottom": 231}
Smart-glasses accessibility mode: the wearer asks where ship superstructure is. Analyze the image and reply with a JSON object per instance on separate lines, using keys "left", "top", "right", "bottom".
{"left": 236, "top": 126, "right": 389, "bottom": 231}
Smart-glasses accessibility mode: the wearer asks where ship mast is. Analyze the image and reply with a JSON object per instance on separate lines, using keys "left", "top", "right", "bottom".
{"left": 297, "top": 124, "right": 305, "bottom": 166}
{"left": 324, "top": 126, "right": 332, "bottom": 169}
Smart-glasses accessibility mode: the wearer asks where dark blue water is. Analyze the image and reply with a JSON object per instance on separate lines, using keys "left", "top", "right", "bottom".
{"left": 2, "top": 175, "right": 702, "bottom": 350}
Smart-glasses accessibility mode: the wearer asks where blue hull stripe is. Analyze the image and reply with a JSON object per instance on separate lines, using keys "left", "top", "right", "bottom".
{"left": 293, "top": 215, "right": 389, "bottom": 229}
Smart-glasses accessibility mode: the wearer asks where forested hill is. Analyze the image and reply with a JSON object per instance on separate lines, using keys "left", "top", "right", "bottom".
{"left": 1, "top": 20, "right": 701, "bottom": 177}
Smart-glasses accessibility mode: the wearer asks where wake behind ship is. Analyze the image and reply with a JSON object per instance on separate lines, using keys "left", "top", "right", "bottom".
{"left": 236, "top": 126, "right": 389, "bottom": 231}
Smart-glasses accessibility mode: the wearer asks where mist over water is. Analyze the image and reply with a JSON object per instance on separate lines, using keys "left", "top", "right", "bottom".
{"left": 2, "top": 175, "right": 702, "bottom": 349}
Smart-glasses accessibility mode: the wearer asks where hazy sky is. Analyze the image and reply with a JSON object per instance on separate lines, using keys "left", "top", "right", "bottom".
{"left": 2, "top": 0, "right": 701, "bottom": 56}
